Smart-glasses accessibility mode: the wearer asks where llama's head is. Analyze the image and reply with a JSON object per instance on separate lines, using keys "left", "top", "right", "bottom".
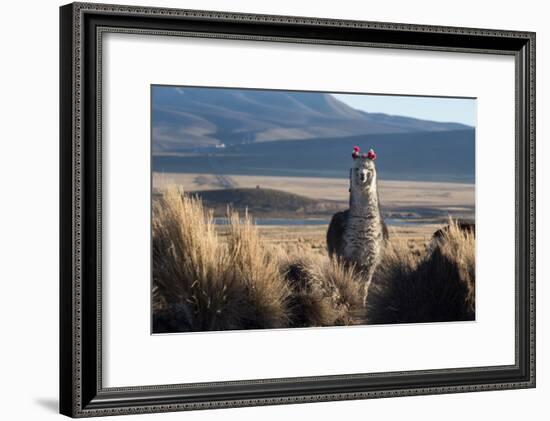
{"left": 350, "top": 147, "right": 377, "bottom": 192}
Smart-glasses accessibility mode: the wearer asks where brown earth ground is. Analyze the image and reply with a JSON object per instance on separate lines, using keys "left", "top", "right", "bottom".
{"left": 153, "top": 172, "right": 474, "bottom": 207}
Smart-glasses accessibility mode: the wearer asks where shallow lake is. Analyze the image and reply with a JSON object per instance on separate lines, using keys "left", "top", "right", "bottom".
{"left": 214, "top": 217, "right": 427, "bottom": 227}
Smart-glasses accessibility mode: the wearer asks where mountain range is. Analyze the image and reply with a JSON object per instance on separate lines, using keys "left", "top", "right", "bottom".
{"left": 152, "top": 86, "right": 472, "bottom": 152}
{"left": 151, "top": 86, "right": 475, "bottom": 182}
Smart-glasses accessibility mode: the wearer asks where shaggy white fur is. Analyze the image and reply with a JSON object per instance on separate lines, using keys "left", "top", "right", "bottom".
{"left": 327, "top": 153, "right": 386, "bottom": 304}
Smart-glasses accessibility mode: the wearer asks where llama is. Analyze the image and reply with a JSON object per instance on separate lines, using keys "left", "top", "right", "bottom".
{"left": 327, "top": 147, "right": 388, "bottom": 304}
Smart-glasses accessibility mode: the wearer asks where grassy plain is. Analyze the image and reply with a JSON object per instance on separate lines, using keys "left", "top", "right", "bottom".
{"left": 152, "top": 188, "right": 476, "bottom": 332}
{"left": 153, "top": 172, "right": 474, "bottom": 254}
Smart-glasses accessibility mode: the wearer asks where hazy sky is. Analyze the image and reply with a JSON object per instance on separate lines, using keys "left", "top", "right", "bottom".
{"left": 333, "top": 94, "right": 476, "bottom": 126}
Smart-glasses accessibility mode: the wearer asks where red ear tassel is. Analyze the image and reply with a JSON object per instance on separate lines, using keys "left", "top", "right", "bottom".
{"left": 352, "top": 146, "right": 360, "bottom": 159}
{"left": 367, "top": 149, "right": 377, "bottom": 160}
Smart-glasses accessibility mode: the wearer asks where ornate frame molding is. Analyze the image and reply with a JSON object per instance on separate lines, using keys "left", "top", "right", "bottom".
{"left": 60, "top": 2, "right": 535, "bottom": 417}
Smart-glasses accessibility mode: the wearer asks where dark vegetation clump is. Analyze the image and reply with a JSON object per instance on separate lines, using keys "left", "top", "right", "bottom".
{"left": 366, "top": 221, "right": 475, "bottom": 324}
{"left": 280, "top": 255, "right": 365, "bottom": 328}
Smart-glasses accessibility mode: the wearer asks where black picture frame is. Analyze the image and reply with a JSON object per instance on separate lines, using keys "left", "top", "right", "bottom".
{"left": 59, "top": 2, "right": 536, "bottom": 417}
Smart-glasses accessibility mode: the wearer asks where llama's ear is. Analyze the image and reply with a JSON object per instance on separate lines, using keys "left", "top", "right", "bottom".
{"left": 367, "top": 148, "right": 377, "bottom": 161}
{"left": 352, "top": 146, "right": 360, "bottom": 159}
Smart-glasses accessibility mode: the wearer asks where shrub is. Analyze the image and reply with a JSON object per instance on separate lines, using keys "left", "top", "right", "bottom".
{"left": 281, "top": 254, "right": 366, "bottom": 327}
{"left": 366, "top": 220, "right": 475, "bottom": 324}
{"left": 152, "top": 187, "right": 290, "bottom": 332}
{"left": 225, "top": 211, "right": 291, "bottom": 329}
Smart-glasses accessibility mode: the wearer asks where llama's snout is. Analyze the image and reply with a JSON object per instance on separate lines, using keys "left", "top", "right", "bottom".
{"left": 358, "top": 169, "right": 372, "bottom": 184}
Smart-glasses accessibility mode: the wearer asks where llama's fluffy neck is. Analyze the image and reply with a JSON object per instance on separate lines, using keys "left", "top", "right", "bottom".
{"left": 349, "top": 182, "right": 381, "bottom": 218}
{"left": 343, "top": 174, "right": 384, "bottom": 279}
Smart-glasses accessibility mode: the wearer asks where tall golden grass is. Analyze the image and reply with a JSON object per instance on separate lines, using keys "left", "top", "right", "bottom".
{"left": 366, "top": 220, "right": 475, "bottom": 324}
{"left": 225, "top": 211, "right": 291, "bottom": 328}
{"left": 152, "top": 187, "right": 291, "bottom": 332}
{"left": 280, "top": 254, "right": 365, "bottom": 327}
{"left": 152, "top": 187, "right": 475, "bottom": 332}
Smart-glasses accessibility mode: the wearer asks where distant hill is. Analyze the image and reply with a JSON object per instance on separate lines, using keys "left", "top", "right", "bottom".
{"left": 153, "top": 129, "right": 475, "bottom": 183}
{"left": 188, "top": 188, "right": 343, "bottom": 217}
{"left": 152, "top": 86, "right": 472, "bottom": 152}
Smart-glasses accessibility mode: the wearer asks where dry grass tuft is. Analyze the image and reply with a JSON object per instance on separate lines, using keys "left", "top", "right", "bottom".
{"left": 225, "top": 211, "right": 291, "bottom": 329}
{"left": 281, "top": 254, "right": 366, "bottom": 327}
{"left": 152, "top": 187, "right": 290, "bottom": 332}
{"left": 366, "top": 219, "right": 475, "bottom": 324}
{"left": 437, "top": 221, "right": 476, "bottom": 310}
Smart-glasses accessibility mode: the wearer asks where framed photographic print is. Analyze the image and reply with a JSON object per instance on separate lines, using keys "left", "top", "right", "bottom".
{"left": 59, "top": 2, "right": 536, "bottom": 417}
